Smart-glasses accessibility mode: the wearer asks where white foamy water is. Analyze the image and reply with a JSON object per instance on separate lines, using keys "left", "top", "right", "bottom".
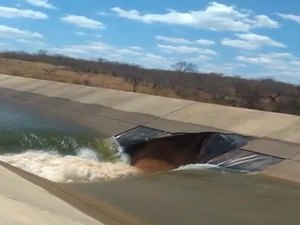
{"left": 0, "top": 149, "right": 140, "bottom": 183}
{"left": 174, "top": 163, "right": 219, "bottom": 171}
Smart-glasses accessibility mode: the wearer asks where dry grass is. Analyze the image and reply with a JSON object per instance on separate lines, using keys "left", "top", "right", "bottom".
{"left": 0, "top": 58, "right": 182, "bottom": 99}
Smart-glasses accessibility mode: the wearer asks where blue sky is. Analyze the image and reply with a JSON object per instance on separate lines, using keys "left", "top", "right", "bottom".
{"left": 1, "top": 0, "right": 300, "bottom": 84}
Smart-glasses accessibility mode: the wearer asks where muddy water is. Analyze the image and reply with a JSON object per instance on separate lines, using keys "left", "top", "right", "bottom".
{"left": 66, "top": 168, "right": 300, "bottom": 225}
{"left": 1, "top": 95, "right": 300, "bottom": 225}
{"left": 0, "top": 100, "right": 139, "bottom": 182}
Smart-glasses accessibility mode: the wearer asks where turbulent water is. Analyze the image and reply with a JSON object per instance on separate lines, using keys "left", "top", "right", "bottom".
{"left": 0, "top": 102, "right": 139, "bottom": 183}
{"left": 0, "top": 149, "right": 139, "bottom": 183}
{"left": 0, "top": 132, "right": 140, "bottom": 183}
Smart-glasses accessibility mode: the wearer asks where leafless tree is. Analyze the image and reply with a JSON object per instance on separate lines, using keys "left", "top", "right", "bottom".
{"left": 126, "top": 74, "right": 142, "bottom": 92}
{"left": 268, "top": 90, "right": 282, "bottom": 103}
{"left": 171, "top": 61, "right": 198, "bottom": 73}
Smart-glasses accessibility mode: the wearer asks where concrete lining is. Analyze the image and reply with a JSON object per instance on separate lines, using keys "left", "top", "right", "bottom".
{"left": 1, "top": 74, "right": 300, "bottom": 144}
{"left": 243, "top": 139, "right": 300, "bottom": 159}
{"left": 0, "top": 161, "right": 153, "bottom": 225}
{"left": 2, "top": 73, "right": 300, "bottom": 222}
{"left": 0, "top": 164, "right": 104, "bottom": 225}
{"left": 263, "top": 160, "right": 300, "bottom": 183}
{"left": 291, "top": 153, "right": 300, "bottom": 162}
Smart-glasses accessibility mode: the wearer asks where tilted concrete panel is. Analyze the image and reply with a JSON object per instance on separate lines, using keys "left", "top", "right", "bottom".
{"left": 0, "top": 166, "right": 104, "bottom": 225}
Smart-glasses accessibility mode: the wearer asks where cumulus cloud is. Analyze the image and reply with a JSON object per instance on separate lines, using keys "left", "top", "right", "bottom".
{"left": 61, "top": 15, "right": 105, "bottom": 29}
{"left": 0, "top": 6, "right": 47, "bottom": 19}
{"left": 23, "top": 0, "right": 56, "bottom": 9}
{"left": 158, "top": 44, "right": 217, "bottom": 56}
{"left": 236, "top": 52, "right": 300, "bottom": 83}
{"left": 277, "top": 13, "right": 300, "bottom": 24}
{"left": 49, "top": 41, "right": 171, "bottom": 69}
{"left": 17, "top": 38, "right": 47, "bottom": 46}
{"left": 155, "top": 35, "right": 192, "bottom": 44}
{"left": 155, "top": 35, "right": 215, "bottom": 47}
{"left": 237, "top": 52, "right": 295, "bottom": 66}
{"left": 252, "top": 15, "right": 279, "bottom": 28}
{"left": 196, "top": 39, "right": 215, "bottom": 46}
{"left": 111, "top": 2, "right": 279, "bottom": 32}
{"left": 128, "top": 46, "right": 144, "bottom": 51}
{"left": 0, "top": 25, "right": 43, "bottom": 39}
{"left": 221, "top": 33, "right": 286, "bottom": 50}
{"left": 75, "top": 32, "right": 88, "bottom": 36}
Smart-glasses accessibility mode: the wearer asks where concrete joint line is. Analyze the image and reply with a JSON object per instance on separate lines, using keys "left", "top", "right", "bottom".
{"left": 141, "top": 102, "right": 196, "bottom": 127}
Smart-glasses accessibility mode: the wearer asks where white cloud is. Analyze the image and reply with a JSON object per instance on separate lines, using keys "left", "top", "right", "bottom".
{"left": 97, "top": 11, "right": 110, "bottom": 16}
{"left": 237, "top": 55, "right": 274, "bottom": 65}
{"left": 236, "top": 52, "right": 300, "bottom": 83}
{"left": 221, "top": 33, "right": 286, "bottom": 50}
{"left": 201, "top": 63, "right": 236, "bottom": 74}
{"left": 0, "top": 6, "right": 47, "bottom": 19}
{"left": 49, "top": 41, "right": 171, "bottom": 69}
{"left": 155, "top": 35, "right": 192, "bottom": 44}
{"left": 158, "top": 44, "right": 217, "bottom": 56}
{"left": 277, "top": 13, "right": 300, "bottom": 24}
{"left": 196, "top": 39, "right": 215, "bottom": 46}
{"left": 61, "top": 15, "right": 105, "bottom": 29}
{"left": 111, "top": 2, "right": 279, "bottom": 32}
{"left": 17, "top": 38, "right": 47, "bottom": 46}
{"left": 117, "top": 48, "right": 143, "bottom": 56}
{"left": 237, "top": 52, "right": 295, "bottom": 66}
{"left": 76, "top": 32, "right": 88, "bottom": 36}
{"left": 0, "top": 25, "right": 43, "bottom": 39}
{"left": 50, "top": 41, "right": 135, "bottom": 58}
{"left": 128, "top": 46, "right": 144, "bottom": 51}
{"left": 222, "top": 38, "right": 257, "bottom": 50}
{"left": 155, "top": 35, "right": 215, "bottom": 46}
{"left": 23, "top": 0, "right": 56, "bottom": 9}
{"left": 187, "top": 55, "right": 213, "bottom": 62}
{"left": 252, "top": 15, "right": 279, "bottom": 28}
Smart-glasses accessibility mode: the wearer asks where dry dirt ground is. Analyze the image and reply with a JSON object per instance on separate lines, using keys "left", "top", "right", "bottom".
{"left": 0, "top": 58, "right": 182, "bottom": 99}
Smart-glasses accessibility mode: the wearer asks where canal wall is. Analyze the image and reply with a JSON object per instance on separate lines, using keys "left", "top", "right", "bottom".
{"left": 0, "top": 73, "right": 300, "bottom": 184}
{"left": 1, "top": 73, "right": 300, "bottom": 224}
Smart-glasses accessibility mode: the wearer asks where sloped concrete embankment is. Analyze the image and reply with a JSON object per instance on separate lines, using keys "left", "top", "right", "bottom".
{"left": 1, "top": 74, "right": 300, "bottom": 183}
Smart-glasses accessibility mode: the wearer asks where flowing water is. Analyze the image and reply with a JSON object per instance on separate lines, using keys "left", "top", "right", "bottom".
{"left": 0, "top": 101, "right": 139, "bottom": 182}
{"left": 1, "top": 99, "right": 300, "bottom": 225}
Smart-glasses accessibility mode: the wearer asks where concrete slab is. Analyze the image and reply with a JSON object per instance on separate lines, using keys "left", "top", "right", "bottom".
{"left": 0, "top": 76, "right": 35, "bottom": 89}
{"left": 243, "top": 139, "right": 300, "bottom": 159}
{"left": 263, "top": 159, "right": 300, "bottom": 183}
{"left": 75, "top": 89, "right": 195, "bottom": 117}
{"left": 59, "top": 86, "right": 99, "bottom": 100}
{"left": 0, "top": 76, "right": 52, "bottom": 92}
{"left": 164, "top": 102, "right": 261, "bottom": 133}
{"left": 0, "top": 165, "right": 103, "bottom": 225}
{"left": 268, "top": 120, "right": 300, "bottom": 144}
{"left": 145, "top": 118, "right": 224, "bottom": 133}
{"left": 231, "top": 111, "right": 300, "bottom": 138}
{"left": 0, "top": 74, "right": 14, "bottom": 81}
{"left": 66, "top": 103, "right": 156, "bottom": 125}
{"left": 291, "top": 153, "right": 300, "bottom": 162}
{"left": 32, "top": 82, "right": 81, "bottom": 98}
{"left": 164, "top": 102, "right": 300, "bottom": 143}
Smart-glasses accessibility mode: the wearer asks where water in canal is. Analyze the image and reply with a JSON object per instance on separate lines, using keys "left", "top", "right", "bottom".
{"left": 1, "top": 98, "right": 300, "bottom": 225}
{"left": 0, "top": 100, "right": 139, "bottom": 182}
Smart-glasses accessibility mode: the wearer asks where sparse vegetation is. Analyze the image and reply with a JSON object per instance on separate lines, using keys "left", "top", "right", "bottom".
{"left": 0, "top": 50, "right": 300, "bottom": 116}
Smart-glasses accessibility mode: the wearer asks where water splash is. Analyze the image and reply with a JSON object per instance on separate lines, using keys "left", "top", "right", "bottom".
{"left": 174, "top": 163, "right": 219, "bottom": 171}
{"left": 0, "top": 149, "right": 140, "bottom": 183}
